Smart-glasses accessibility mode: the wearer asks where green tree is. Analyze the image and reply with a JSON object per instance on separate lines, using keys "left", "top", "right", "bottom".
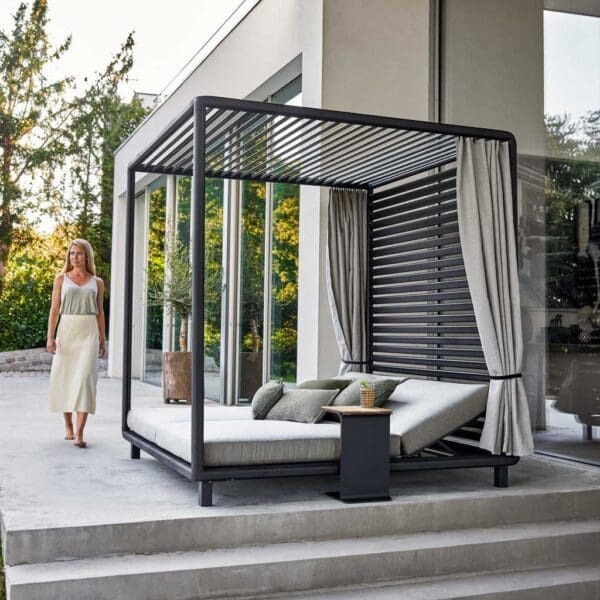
{"left": 61, "top": 32, "right": 148, "bottom": 301}
{"left": 0, "top": 228, "right": 63, "bottom": 350}
{"left": 0, "top": 0, "right": 72, "bottom": 290}
{"left": 545, "top": 110, "right": 600, "bottom": 308}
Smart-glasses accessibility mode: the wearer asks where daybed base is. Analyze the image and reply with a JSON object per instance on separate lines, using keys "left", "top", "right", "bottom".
{"left": 125, "top": 430, "right": 518, "bottom": 507}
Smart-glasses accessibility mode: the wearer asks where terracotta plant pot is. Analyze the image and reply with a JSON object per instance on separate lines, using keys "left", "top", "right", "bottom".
{"left": 163, "top": 351, "right": 192, "bottom": 404}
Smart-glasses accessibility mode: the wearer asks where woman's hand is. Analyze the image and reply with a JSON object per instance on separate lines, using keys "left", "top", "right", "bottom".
{"left": 99, "top": 339, "right": 107, "bottom": 358}
{"left": 46, "top": 338, "right": 56, "bottom": 354}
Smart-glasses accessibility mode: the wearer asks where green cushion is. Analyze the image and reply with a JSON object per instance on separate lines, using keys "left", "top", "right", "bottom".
{"left": 332, "top": 378, "right": 399, "bottom": 408}
{"left": 266, "top": 389, "right": 340, "bottom": 424}
{"left": 251, "top": 380, "right": 284, "bottom": 419}
{"left": 297, "top": 378, "right": 351, "bottom": 391}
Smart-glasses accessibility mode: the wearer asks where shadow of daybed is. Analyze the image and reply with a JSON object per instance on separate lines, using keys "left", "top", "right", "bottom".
{"left": 122, "top": 97, "right": 533, "bottom": 506}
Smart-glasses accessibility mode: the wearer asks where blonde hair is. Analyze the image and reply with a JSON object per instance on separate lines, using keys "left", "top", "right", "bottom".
{"left": 62, "top": 239, "right": 97, "bottom": 276}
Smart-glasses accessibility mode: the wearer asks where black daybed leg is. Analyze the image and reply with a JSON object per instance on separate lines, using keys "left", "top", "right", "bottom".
{"left": 494, "top": 465, "right": 508, "bottom": 488}
{"left": 199, "top": 481, "right": 213, "bottom": 507}
{"left": 131, "top": 444, "right": 140, "bottom": 459}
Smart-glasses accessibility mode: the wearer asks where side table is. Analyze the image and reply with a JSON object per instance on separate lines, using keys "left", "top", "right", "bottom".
{"left": 322, "top": 406, "right": 392, "bottom": 502}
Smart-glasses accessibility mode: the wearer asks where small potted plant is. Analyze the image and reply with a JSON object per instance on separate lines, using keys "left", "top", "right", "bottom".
{"left": 149, "top": 234, "right": 192, "bottom": 403}
{"left": 359, "top": 379, "right": 375, "bottom": 408}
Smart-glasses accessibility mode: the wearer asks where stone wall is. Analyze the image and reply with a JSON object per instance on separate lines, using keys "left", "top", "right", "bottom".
{"left": 0, "top": 347, "right": 108, "bottom": 376}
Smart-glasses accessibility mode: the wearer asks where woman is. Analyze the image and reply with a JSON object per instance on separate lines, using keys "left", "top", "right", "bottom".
{"left": 47, "top": 239, "right": 106, "bottom": 448}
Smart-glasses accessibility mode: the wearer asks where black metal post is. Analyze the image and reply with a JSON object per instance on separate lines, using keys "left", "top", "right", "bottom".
{"left": 508, "top": 135, "right": 519, "bottom": 246}
{"left": 122, "top": 167, "right": 136, "bottom": 435}
{"left": 191, "top": 98, "right": 206, "bottom": 482}
{"left": 366, "top": 188, "right": 374, "bottom": 374}
{"left": 130, "top": 445, "right": 140, "bottom": 459}
{"left": 494, "top": 465, "right": 508, "bottom": 488}
{"left": 199, "top": 481, "right": 213, "bottom": 507}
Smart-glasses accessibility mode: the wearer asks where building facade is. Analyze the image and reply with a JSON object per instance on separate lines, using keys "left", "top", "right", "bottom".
{"left": 111, "top": 0, "right": 599, "bottom": 457}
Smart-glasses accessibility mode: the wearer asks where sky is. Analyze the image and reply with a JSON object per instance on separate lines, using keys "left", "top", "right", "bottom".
{"left": 1, "top": 2, "right": 597, "bottom": 117}
{"left": 0, "top": 0, "right": 243, "bottom": 99}
{"left": 544, "top": 11, "right": 600, "bottom": 121}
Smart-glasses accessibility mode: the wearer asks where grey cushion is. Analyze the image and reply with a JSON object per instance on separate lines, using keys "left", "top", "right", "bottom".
{"left": 333, "top": 378, "right": 398, "bottom": 408}
{"left": 154, "top": 419, "right": 344, "bottom": 465}
{"left": 266, "top": 389, "right": 339, "bottom": 423}
{"left": 387, "top": 379, "right": 488, "bottom": 456}
{"left": 334, "top": 372, "right": 408, "bottom": 402}
{"left": 251, "top": 380, "right": 284, "bottom": 419}
{"left": 140, "top": 417, "right": 403, "bottom": 465}
{"left": 297, "top": 378, "right": 351, "bottom": 391}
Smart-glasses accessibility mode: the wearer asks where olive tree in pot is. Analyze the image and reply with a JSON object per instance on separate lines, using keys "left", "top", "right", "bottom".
{"left": 150, "top": 236, "right": 193, "bottom": 403}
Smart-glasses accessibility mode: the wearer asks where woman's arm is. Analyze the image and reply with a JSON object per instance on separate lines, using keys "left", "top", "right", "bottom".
{"left": 96, "top": 278, "right": 107, "bottom": 358}
{"left": 46, "top": 274, "right": 63, "bottom": 353}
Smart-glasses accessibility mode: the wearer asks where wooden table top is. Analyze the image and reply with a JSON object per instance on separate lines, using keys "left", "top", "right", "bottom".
{"left": 322, "top": 406, "right": 392, "bottom": 416}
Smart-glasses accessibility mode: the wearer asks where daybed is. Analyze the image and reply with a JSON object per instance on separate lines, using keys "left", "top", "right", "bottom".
{"left": 122, "top": 97, "right": 533, "bottom": 506}
{"left": 126, "top": 373, "right": 517, "bottom": 504}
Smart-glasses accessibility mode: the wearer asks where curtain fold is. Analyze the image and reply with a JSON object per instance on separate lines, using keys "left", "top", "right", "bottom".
{"left": 326, "top": 188, "right": 368, "bottom": 375}
{"left": 456, "top": 138, "right": 534, "bottom": 456}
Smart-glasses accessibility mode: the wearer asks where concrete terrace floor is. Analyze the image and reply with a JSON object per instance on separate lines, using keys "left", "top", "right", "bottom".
{"left": 1, "top": 375, "right": 600, "bottom": 535}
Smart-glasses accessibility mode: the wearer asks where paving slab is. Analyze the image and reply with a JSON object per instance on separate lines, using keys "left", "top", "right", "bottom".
{"left": 1, "top": 375, "right": 600, "bottom": 534}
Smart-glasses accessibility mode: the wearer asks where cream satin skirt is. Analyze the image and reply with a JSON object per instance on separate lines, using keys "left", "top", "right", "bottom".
{"left": 49, "top": 315, "right": 98, "bottom": 414}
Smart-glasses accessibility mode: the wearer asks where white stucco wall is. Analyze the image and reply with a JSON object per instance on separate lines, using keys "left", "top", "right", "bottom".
{"left": 296, "top": 0, "right": 436, "bottom": 380}
{"left": 441, "top": 0, "right": 545, "bottom": 156}
{"left": 321, "top": 0, "right": 434, "bottom": 121}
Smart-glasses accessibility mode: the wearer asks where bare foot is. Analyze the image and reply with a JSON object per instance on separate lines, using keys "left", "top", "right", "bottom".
{"left": 74, "top": 436, "right": 87, "bottom": 448}
{"left": 64, "top": 430, "right": 75, "bottom": 440}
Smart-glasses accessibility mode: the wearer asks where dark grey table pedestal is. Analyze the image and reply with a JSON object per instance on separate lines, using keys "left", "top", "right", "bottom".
{"left": 324, "top": 407, "right": 392, "bottom": 502}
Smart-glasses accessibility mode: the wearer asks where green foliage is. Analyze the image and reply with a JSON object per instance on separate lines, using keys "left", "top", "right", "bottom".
{"left": 0, "top": 1, "right": 148, "bottom": 350}
{"left": 0, "top": 242, "right": 62, "bottom": 350}
{"left": 0, "top": 0, "right": 72, "bottom": 290}
{"left": 145, "top": 183, "right": 167, "bottom": 349}
{"left": 58, "top": 32, "right": 149, "bottom": 296}
{"left": 149, "top": 234, "right": 192, "bottom": 322}
{"left": 545, "top": 110, "right": 600, "bottom": 308}
{"left": 270, "top": 184, "right": 299, "bottom": 380}
{"left": 240, "top": 181, "right": 266, "bottom": 345}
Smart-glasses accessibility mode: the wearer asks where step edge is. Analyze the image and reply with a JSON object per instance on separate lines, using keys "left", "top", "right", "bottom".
{"left": 6, "top": 488, "right": 600, "bottom": 566}
{"left": 6, "top": 524, "right": 600, "bottom": 585}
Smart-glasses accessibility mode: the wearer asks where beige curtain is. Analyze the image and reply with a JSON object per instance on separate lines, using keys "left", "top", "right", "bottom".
{"left": 326, "top": 188, "right": 368, "bottom": 375}
{"left": 456, "top": 138, "right": 534, "bottom": 456}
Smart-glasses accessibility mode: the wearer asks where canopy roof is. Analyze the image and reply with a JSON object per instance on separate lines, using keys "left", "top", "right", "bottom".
{"left": 129, "top": 96, "right": 515, "bottom": 190}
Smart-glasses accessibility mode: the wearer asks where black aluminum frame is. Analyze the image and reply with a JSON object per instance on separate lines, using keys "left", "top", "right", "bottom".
{"left": 123, "top": 96, "right": 519, "bottom": 506}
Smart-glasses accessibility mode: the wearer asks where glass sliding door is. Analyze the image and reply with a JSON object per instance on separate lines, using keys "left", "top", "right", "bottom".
{"left": 144, "top": 176, "right": 167, "bottom": 384}
{"left": 237, "top": 181, "right": 266, "bottom": 402}
{"left": 530, "top": 10, "right": 600, "bottom": 463}
{"left": 269, "top": 183, "right": 300, "bottom": 383}
{"left": 176, "top": 175, "right": 224, "bottom": 402}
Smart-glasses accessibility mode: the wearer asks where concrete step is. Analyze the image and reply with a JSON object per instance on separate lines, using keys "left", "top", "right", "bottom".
{"left": 248, "top": 564, "right": 600, "bottom": 599}
{"left": 6, "top": 519, "right": 600, "bottom": 600}
{"left": 5, "top": 486, "right": 600, "bottom": 566}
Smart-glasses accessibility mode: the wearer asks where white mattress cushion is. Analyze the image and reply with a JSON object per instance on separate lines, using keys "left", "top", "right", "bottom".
{"left": 155, "top": 420, "right": 343, "bottom": 466}
{"left": 386, "top": 379, "right": 488, "bottom": 456}
{"left": 127, "top": 405, "right": 252, "bottom": 443}
{"left": 204, "top": 405, "right": 253, "bottom": 420}
{"left": 127, "top": 407, "right": 191, "bottom": 443}
{"left": 128, "top": 407, "right": 403, "bottom": 465}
